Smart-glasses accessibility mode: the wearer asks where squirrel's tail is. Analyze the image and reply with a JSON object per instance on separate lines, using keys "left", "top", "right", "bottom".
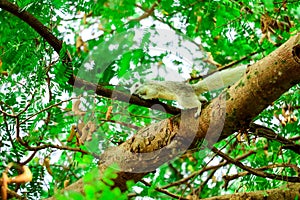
{"left": 193, "top": 65, "right": 247, "bottom": 94}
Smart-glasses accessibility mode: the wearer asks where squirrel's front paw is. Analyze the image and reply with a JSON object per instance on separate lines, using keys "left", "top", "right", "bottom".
{"left": 194, "top": 108, "right": 201, "bottom": 118}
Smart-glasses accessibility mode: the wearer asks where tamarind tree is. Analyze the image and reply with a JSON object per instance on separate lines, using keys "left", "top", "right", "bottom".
{"left": 0, "top": 0, "right": 300, "bottom": 199}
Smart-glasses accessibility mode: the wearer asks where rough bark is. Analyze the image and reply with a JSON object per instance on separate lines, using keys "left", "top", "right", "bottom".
{"left": 202, "top": 183, "right": 300, "bottom": 200}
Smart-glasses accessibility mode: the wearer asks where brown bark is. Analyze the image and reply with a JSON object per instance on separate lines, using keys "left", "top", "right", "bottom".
{"left": 202, "top": 183, "right": 300, "bottom": 200}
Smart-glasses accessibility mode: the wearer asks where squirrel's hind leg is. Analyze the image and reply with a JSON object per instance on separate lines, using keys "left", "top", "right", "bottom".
{"left": 194, "top": 100, "right": 203, "bottom": 118}
{"left": 194, "top": 95, "right": 209, "bottom": 118}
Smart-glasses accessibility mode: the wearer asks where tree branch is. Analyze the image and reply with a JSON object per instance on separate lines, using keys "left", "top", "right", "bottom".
{"left": 249, "top": 123, "right": 300, "bottom": 155}
{"left": 212, "top": 147, "right": 300, "bottom": 182}
{"left": 0, "top": 0, "right": 180, "bottom": 116}
{"left": 202, "top": 183, "right": 300, "bottom": 200}
{"left": 0, "top": 0, "right": 62, "bottom": 53}
{"left": 130, "top": 0, "right": 161, "bottom": 22}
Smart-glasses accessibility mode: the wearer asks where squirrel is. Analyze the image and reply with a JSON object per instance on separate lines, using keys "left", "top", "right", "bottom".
{"left": 130, "top": 65, "right": 247, "bottom": 117}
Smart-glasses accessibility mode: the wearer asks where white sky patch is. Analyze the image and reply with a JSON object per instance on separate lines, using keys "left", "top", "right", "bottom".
{"left": 83, "top": 59, "right": 95, "bottom": 71}
{"left": 225, "top": 28, "right": 237, "bottom": 42}
{"left": 108, "top": 43, "right": 119, "bottom": 51}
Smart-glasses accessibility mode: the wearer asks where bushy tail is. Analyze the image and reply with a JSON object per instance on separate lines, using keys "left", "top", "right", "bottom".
{"left": 193, "top": 65, "right": 247, "bottom": 94}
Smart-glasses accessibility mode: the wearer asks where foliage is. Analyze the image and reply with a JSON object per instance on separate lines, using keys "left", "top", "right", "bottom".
{"left": 55, "top": 165, "right": 129, "bottom": 200}
{"left": 0, "top": 0, "right": 299, "bottom": 199}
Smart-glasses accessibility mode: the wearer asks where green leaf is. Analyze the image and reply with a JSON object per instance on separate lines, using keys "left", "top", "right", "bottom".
{"left": 262, "top": 0, "right": 274, "bottom": 12}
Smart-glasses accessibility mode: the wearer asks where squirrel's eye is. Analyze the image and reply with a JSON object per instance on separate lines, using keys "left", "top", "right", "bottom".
{"left": 134, "top": 83, "right": 140, "bottom": 88}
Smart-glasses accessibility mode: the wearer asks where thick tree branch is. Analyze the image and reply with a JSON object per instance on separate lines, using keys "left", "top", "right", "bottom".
{"left": 219, "top": 36, "right": 300, "bottom": 139}
{"left": 202, "top": 183, "right": 300, "bottom": 200}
